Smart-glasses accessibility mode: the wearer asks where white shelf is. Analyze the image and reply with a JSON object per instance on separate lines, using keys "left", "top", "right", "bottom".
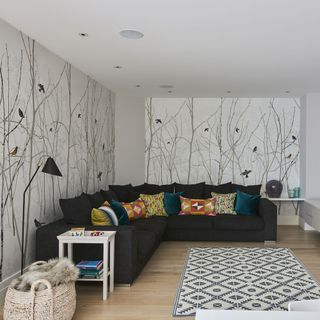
{"left": 267, "top": 198, "right": 305, "bottom": 201}
{"left": 77, "top": 270, "right": 110, "bottom": 282}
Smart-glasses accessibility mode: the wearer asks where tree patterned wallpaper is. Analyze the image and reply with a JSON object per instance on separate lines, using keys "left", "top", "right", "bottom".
{"left": 0, "top": 19, "right": 115, "bottom": 281}
{"left": 145, "top": 97, "right": 299, "bottom": 194}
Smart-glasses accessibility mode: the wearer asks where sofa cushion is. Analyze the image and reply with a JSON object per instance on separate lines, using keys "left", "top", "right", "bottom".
{"left": 136, "top": 230, "right": 157, "bottom": 260}
{"left": 85, "top": 192, "right": 105, "bottom": 208}
{"left": 164, "top": 192, "right": 185, "bottom": 215}
{"left": 130, "top": 217, "right": 167, "bottom": 240}
{"left": 231, "top": 183, "right": 262, "bottom": 195}
{"left": 60, "top": 193, "right": 93, "bottom": 225}
{"left": 133, "top": 183, "right": 146, "bottom": 192}
{"left": 144, "top": 183, "right": 174, "bottom": 195}
{"left": 109, "top": 184, "right": 134, "bottom": 202}
{"left": 211, "top": 192, "right": 236, "bottom": 214}
{"left": 174, "top": 182, "right": 205, "bottom": 199}
{"left": 140, "top": 193, "right": 167, "bottom": 217}
{"left": 179, "top": 196, "right": 216, "bottom": 216}
{"left": 214, "top": 214, "right": 264, "bottom": 231}
{"left": 204, "top": 182, "right": 232, "bottom": 198}
{"left": 167, "top": 215, "right": 214, "bottom": 230}
{"left": 121, "top": 199, "right": 146, "bottom": 221}
{"left": 110, "top": 201, "right": 130, "bottom": 225}
{"left": 235, "top": 190, "right": 260, "bottom": 216}
{"left": 100, "top": 189, "right": 119, "bottom": 203}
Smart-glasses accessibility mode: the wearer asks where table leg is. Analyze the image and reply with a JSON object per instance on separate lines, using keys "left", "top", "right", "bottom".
{"left": 103, "top": 242, "right": 109, "bottom": 300}
{"left": 67, "top": 243, "right": 73, "bottom": 260}
{"left": 59, "top": 241, "right": 64, "bottom": 258}
{"left": 110, "top": 237, "right": 115, "bottom": 292}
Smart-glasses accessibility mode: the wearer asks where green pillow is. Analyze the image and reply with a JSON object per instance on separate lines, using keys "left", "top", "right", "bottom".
{"left": 235, "top": 190, "right": 260, "bottom": 216}
{"left": 164, "top": 192, "right": 185, "bottom": 215}
{"left": 110, "top": 201, "right": 130, "bottom": 225}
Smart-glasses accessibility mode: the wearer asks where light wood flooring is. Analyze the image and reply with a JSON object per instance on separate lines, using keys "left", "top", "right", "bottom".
{"left": 73, "top": 226, "right": 320, "bottom": 320}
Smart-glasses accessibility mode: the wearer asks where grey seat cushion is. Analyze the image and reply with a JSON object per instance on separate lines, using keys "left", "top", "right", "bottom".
{"left": 214, "top": 214, "right": 264, "bottom": 231}
{"left": 130, "top": 217, "right": 167, "bottom": 240}
{"left": 167, "top": 215, "right": 214, "bottom": 230}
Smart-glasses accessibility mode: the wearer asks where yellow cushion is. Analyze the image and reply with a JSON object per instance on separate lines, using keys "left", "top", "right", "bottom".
{"left": 91, "top": 208, "right": 112, "bottom": 226}
{"left": 140, "top": 193, "right": 167, "bottom": 218}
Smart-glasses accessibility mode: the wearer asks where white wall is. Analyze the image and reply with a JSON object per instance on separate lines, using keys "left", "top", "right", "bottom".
{"left": 300, "top": 94, "right": 320, "bottom": 198}
{"left": 115, "top": 95, "right": 145, "bottom": 185}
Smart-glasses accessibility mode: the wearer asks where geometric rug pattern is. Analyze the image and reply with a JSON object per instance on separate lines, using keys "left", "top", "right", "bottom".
{"left": 173, "top": 247, "right": 320, "bottom": 316}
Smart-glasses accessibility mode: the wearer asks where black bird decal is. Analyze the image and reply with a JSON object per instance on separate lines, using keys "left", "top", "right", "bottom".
{"left": 95, "top": 119, "right": 97, "bottom": 124}
{"left": 253, "top": 146, "right": 257, "bottom": 152}
{"left": 78, "top": 113, "right": 81, "bottom": 118}
{"left": 292, "top": 135, "right": 297, "bottom": 141}
{"left": 38, "top": 83, "right": 45, "bottom": 94}
{"left": 241, "top": 169, "right": 252, "bottom": 178}
{"left": 204, "top": 128, "right": 209, "bottom": 132}
{"left": 286, "top": 154, "right": 292, "bottom": 159}
{"left": 49, "top": 128, "right": 53, "bottom": 132}
{"left": 34, "top": 218, "right": 45, "bottom": 229}
{"left": 155, "top": 119, "right": 162, "bottom": 124}
{"left": 97, "top": 171, "right": 102, "bottom": 181}
{"left": 235, "top": 128, "right": 240, "bottom": 133}
{"left": 18, "top": 108, "right": 24, "bottom": 118}
{"left": 102, "top": 143, "right": 105, "bottom": 150}
{"left": 167, "top": 141, "right": 171, "bottom": 144}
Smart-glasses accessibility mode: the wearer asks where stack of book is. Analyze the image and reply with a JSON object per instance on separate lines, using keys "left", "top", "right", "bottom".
{"left": 76, "top": 260, "right": 103, "bottom": 279}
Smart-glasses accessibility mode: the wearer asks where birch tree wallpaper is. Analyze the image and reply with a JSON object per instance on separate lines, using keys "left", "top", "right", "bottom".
{"left": 0, "top": 19, "right": 115, "bottom": 281}
{"left": 146, "top": 98, "right": 299, "bottom": 194}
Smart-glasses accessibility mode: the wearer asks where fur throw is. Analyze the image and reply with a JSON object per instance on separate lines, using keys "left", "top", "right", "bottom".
{"left": 11, "top": 258, "right": 79, "bottom": 292}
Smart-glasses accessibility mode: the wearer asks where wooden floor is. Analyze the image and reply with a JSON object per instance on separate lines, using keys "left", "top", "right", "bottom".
{"left": 73, "top": 226, "right": 320, "bottom": 320}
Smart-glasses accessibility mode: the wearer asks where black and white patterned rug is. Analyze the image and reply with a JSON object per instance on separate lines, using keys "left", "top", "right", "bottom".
{"left": 173, "top": 247, "right": 320, "bottom": 316}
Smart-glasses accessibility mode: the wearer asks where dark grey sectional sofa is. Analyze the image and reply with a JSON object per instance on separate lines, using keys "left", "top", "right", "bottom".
{"left": 36, "top": 182, "right": 277, "bottom": 285}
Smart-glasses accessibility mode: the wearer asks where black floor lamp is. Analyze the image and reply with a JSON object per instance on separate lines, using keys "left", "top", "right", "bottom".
{"left": 21, "top": 157, "right": 62, "bottom": 275}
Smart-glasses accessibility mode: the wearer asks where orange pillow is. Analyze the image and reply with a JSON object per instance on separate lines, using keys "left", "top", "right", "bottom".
{"left": 179, "top": 196, "right": 216, "bottom": 216}
{"left": 122, "top": 199, "right": 146, "bottom": 221}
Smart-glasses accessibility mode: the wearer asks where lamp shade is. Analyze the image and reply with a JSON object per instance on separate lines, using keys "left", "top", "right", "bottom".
{"left": 42, "top": 157, "right": 62, "bottom": 177}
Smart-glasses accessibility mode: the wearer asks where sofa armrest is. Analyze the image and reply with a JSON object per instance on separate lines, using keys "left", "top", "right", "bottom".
{"left": 36, "top": 220, "right": 138, "bottom": 284}
{"left": 258, "top": 198, "right": 277, "bottom": 241}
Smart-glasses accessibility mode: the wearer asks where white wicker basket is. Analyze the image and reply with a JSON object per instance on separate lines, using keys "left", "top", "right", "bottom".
{"left": 4, "top": 278, "right": 76, "bottom": 320}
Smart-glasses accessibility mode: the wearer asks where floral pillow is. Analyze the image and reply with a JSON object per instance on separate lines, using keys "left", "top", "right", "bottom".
{"left": 121, "top": 199, "right": 146, "bottom": 221}
{"left": 211, "top": 192, "right": 236, "bottom": 214}
{"left": 139, "top": 192, "right": 167, "bottom": 218}
{"left": 179, "top": 196, "right": 217, "bottom": 216}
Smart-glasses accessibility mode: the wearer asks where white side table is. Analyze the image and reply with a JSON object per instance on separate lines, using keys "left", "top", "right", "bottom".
{"left": 57, "top": 230, "right": 116, "bottom": 300}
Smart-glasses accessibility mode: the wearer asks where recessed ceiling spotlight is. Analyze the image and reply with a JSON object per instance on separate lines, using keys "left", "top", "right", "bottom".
{"left": 135, "top": 84, "right": 141, "bottom": 88}
{"left": 114, "top": 65, "right": 122, "bottom": 69}
{"left": 120, "top": 30, "right": 144, "bottom": 39}
{"left": 160, "top": 85, "right": 173, "bottom": 89}
{"left": 226, "top": 90, "right": 232, "bottom": 94}
{"left": 79, "top": 33, "right": 88, "bottom": 37}
{"left": 285, "top": 90, "right": 290, "bottom": 93}
{"left": 168, "top": 90, "right": 173, "bottom": 94}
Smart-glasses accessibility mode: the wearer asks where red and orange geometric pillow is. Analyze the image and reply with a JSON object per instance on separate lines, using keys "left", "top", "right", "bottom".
{"left": 179, "top": 196, "right": 217, "bottom": 216}
{"left": 121, "top": 199, "right": 146, "bottom": 221}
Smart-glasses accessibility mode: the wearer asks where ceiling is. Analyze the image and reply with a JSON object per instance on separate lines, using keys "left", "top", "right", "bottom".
{"left": 0, "top": 0, "right": 320, "bottom": 97}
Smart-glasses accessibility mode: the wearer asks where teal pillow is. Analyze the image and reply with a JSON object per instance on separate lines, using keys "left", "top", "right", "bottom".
{"left": 110, "top": 201, "right": 130, "bottom": 225}
{"left": 235, "top": 190, "right": 260, "bottom": 216}
{"left": 164, "top": 192, "right": 185, "bottom": 215}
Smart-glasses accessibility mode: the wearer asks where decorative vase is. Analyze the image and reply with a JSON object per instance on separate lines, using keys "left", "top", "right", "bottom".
{"left": 266, "top": 180, "right": 283, "bottom": 198}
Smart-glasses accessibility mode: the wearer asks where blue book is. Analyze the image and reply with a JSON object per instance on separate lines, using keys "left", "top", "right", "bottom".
{"left": 76, "top": 260, "right": 103, "bottom": 270}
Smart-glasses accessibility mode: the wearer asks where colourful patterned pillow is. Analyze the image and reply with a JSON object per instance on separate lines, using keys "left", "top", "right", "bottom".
{"left": 139, "top": 192, "right": 167, "bottom": 218}
{"left": 121, "top": 199, "right": 146, "bottom": 221}
{"left": 179, "top": 196, "right": 217, "bottom": 216}
{"left": 211, "top": 192, "right": 236, "bottom": 214}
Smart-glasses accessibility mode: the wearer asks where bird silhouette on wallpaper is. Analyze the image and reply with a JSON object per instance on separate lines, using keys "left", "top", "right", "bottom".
{"left": 95, "top": 119, "right": 98, "bottom": 124}
{"left": 102, "top": 143, "right": 105, "bottom": 150}
{"left": 9, "top": 146, "right": 18, "bottom": 157}
{"left": 49, "top": 128, "right": 53, "bottom": 132}
{"left": 78, "top": 113, "right": 81, "bottom": 118}
{"left": 253, "top": 146, "right": 257, "bottom": 152}
{"left": 292, "top": 135, "right": 297, "bottom": 141}
{"left": 155, "top": 118, "right": 162, "bottom": 124}
{"left": 38, "top": 83, "right": 45, "bottom": 94}
{"left": 167, "top": 141, "right": 171, "bottom": 144}
{"left": 235, "top": 127, "right": 240, "bottom": 133}
{"left": 97, "top": 171, "right": 102, "bottom": 181}
{"left": 286, "top": 154, "right": 292, "bottom": 159}
{"left": 241, "top": 169, "right": 252, "bottom": 178}
{"left": 34, "top": 219, "right": 45, "bottom": 229}
{"left": 18, "top": 108, "right": 24, "bottom": 118}
{"left": 204, "top": 127, "right": 209, "bottom": 132}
